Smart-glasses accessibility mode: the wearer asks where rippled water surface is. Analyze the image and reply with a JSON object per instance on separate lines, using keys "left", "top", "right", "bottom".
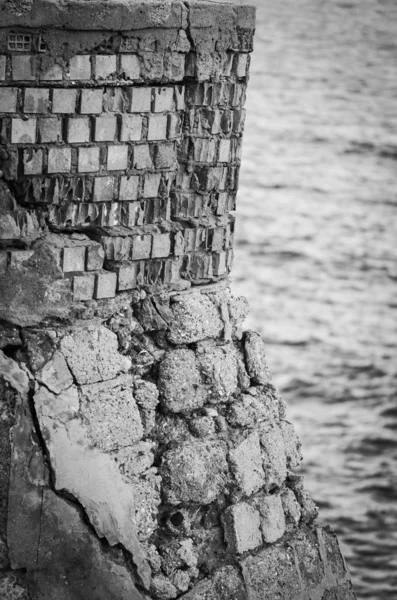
{"left": 229, "top": 1, "right": 397, "bottom": 598}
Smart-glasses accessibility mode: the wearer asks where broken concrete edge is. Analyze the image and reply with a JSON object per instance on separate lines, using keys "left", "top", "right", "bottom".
{"left": 0, "top": 345, "right": 151, "bottom": 594}
{"left": 0, "top": 0, "right": 256, "bottom": 32}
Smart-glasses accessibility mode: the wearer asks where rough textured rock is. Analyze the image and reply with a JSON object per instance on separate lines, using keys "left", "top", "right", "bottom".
{"left": 60, "top": 324, "right": 131, "bottom": 385}
{"left": 158, "top": 348, "right": 205, "bottom": 414}
{"left": 80, "top": 375, "right": 143, "bottom": 451}
{"left": 167, "top": 295, "right": 224, "bottom": 345}
{"left": 243, "top": 330, "right": 271, "bottom": 385}
{"left": 0, "top": 1, "right": 355, "bottom": 597}
{"left": 161, "top": 441, "right": 228, "bottom": 504}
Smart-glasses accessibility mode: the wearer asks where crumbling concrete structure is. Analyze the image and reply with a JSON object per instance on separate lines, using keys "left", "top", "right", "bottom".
{"left": 0, "top": 1, "right": 356, "bottom": 598}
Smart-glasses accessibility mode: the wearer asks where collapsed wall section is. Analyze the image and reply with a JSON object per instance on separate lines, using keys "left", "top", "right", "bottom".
{"left": 0, "top": 1, "right": 356, "bottom": 599}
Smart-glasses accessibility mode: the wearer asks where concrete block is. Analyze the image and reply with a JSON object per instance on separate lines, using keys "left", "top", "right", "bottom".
{"left": 86, "top": 244, "right": 105, "bottom": 271}
{"left": 112, "top": 262, "right": 139, "bottom": 290}
{"left": 212, "top": 252, "right": 227, "bottom": 277}
{"left": 210, "top": 227, "right": 225, "bottom": 252}
{"left": 153, "top": 86, "right": 174, "bottom": 112}
{"left": 161, "top": 441, "right": 228, "bottom": 504}
{"left": 168, "top": 113, "right": 182, "bottom": 139}
{"left": 11, "top": 119, "right": 36, "bottom": 144}
{"left": 94, "top": 116, "right": 117, "bottom": 142}
{"left": 143, "top": 172, "right": 161, "bottom": 198}
{"left": 80, "top": 89, "right": 103, "bottom": 114}
{"left": 73, "top": 273, "right": 95, "bottom": 301}
{"left": 107, "top": 145, "right": 128, "bottom": 170}
{"left": 281, "top": 488, "right": 301, "bottom": 525}
{"left": 243, "top": 330, "right": 271, "bottom": 385}
{"left": 95, "top": 55, "right": 117, "bottom": 79}
{"left": 68, "top": 55, "right": 91, "bottom": 80}
{"left": 67, "top": 117, "right": 90, "bottom": 143}
{"left": 60, "top": 324, "right": 131, "bottom": 385}
{"left": 259, "top": 422, "right": 287, "bottom": 489}
{"left": 120, "top": 114, "right": 142, "bottom": 141}
{"left": 8, "top": 249, "right": 34, "bottom": 269}
{"left": 12, "top": 55, "right": 36, "bottom": 80}
{"left": 78, "top": 147, "right": 100, "bottom": 173}
{"left": 0, "top": 87, "right": 17, "bottom": 113}
{"left": 38, "top": 117, "right": 62, "bottom": 143}
{"left": 0, "top": 251, "right": 8, "bottom": 274}
{"left": 129, "top": 87, "right": 151, "bottom": 112}
{"left": 222, "top": 503, "right": 262, "bottom": 554}
{"left": 24, "top": 88, "right": 49, "bottom": 113}
{"left": 280, "top": 420, "right": 302, "bottom": 469}
{"left": 192, "top": 138, "right": 216, "bottom": 163}
{"left": 94, "top": 270, "right": 117, "bottom": 299}
{"left": 233, "top": 108, "right": 246, "bottom": 134}
{"left": 256, "top": 493, "right": 286, "bottom": 543}
{"left": 131, "top": 235, "right": 152, "bottom": 260}
{"left": 120, "top": 54, "right": 140, "bottom": 80}
{"left": 152, "top": 233, "right": 171, "bottom": 258}
{"left": 158, "top": 348, "right": 204, "bottom": 414}
{"left": 0, "top": 55, "right": 6, "bottom": 80}
{"left": 52, "top": 88, "right": 77, "bottom": 114}
{"left": 48, "top": 148, "right": 71, "bottom": 173}
{"left": 240, "top": 546, "right": 301, "bottom": 600}
{"left": 147, "top": 114, "right": 168, "bottom": 140}
{"left": 101, "top": 235, "right": 131, "bottom": 261}
{"left": 174, "top": 85, "right": 185, "bottom": 110}
{"left": 39, "top": 63, "right": 63, "bottom": 81}
{"left": 132, "top": 144, "right": 152, "bottom": 169}
{"left": 93, "top": 176, "right": 114, "bottom": 202}
{"left": 119, "top": 175, "right": 139, "bottom": 201}
{"left": 23, "top": 149, "right": 43, "bottom": 175}
{"left": 154, "top": 142, "right": 175, "bottom": 169}
{"left": 80, "top": 375, "right": 143, "bottom": 452}
{"left": 167, "top": 293, "right": 224, "bottom": 345}
{"left": 218, "top": 139, "right": 231, "bottom": 163}
{"left": 63, "top": 246, "right": 86, "bottom": 272}
{"left": 229, "top": 431, "right": 265, "bottom": 497}
{"left": 119, "top": 202, "right": 144, "bottom": 227}
{"left": 235, "top": 54, "right": 248, "bottom": 78}
{"left": 163, "top": 51, "right": 185, "bottom": 80}
{"left": 103, "top": 87, "right": 127, "bottom": 112}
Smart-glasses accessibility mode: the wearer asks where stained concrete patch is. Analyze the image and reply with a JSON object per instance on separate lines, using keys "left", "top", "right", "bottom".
{"left": 80, "top": 375, "right": 143, "bottom": 452}
{"left": 60, "top": 324, "right": 131, "bottom": 385}
{"left": 161, "top": 441, "right": 228, "bottom": 504}
{"left": 158, "top": 348, "right": 205, "bottom": 414}
{"left": 167, "top": 294, "right": 223, "bottom": 344}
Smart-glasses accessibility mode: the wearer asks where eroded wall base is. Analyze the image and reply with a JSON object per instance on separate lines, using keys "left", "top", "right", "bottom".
{"left": 0, "top": 284, "right": 355, "bottom": 600}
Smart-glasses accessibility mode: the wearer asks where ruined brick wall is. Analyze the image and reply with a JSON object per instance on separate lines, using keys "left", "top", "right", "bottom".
{"left": 0, "top": 1, "right": 355, "bottom": 599}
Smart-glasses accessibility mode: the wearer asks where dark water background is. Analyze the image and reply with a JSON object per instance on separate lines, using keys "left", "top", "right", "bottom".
{"left": 229, "top": 0, "right": 397, "bottom": 598}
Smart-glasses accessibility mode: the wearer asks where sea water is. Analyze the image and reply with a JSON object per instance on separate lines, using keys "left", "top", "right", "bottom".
{"left": 230, "top": 1, "right": 397, "bottom": 598}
